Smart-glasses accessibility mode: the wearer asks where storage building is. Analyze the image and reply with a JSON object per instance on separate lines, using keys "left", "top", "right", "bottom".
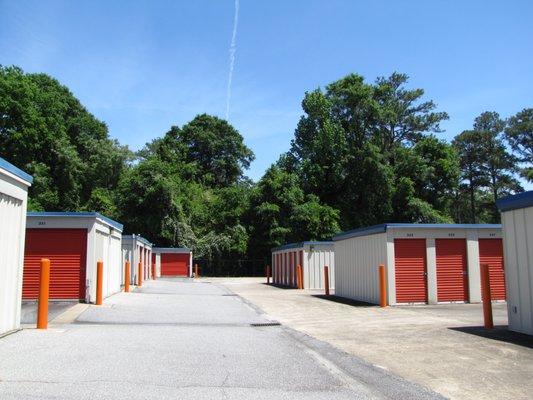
{"left": 23, "top": 212, "right": 123, "bottom": 303}
{"left": 122, "top": 235, "right": 153, "bottom": 284}
{"left": 152, "top": 247, "right": 192, "bottom": 277}
{"left": 497, "top": 191, "right": 533, "bottom": 335}
{"left": 333, "top": 223, "right": 503, "bottom": 305}
{"left": 271, "top": 242, "right": 335, "bottom": 289}
{"left": 0, "top": 158, "right": 32, "bottom": 336}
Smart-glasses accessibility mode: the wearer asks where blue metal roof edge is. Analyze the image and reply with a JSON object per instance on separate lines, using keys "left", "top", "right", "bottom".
{"left": 333, "top": 223, "right": 502, "bottom": 241}
{"left": 497, "top": 191, "right": 533, "bottom": 212}
{"left": 122, "top": 234, "right": 153, "bottom": 246}
{"left": 271, "top": 241, "right": 333, "bottom": 252}
{"left": 152, "top": 247, "right": 192, "bottom": 253}
{"left": 27, "top": 211, "right": 123, "bottom": 231}
{"left": 0, "top": 157, "right": 33, "bottom": 184}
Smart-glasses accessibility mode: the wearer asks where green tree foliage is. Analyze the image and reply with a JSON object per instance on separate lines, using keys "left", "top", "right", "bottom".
{"left": 0, "top": 66, "right": 131, "bottom": 213}
{"left": 290, "top": 72, "right": 453, "bottom": 229}
{"left": 246, "top": 165, "right": 340, "bottom": 258}
{"left": 453, "top": 112, "right": 522, "bottom": 222}
{"left": 505, "top": 108, "right": 533, "bottom": 182}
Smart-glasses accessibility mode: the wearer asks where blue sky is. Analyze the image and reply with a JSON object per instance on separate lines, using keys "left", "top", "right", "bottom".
{"left": 1, "top": 0, "right": 532, "bottom": 187}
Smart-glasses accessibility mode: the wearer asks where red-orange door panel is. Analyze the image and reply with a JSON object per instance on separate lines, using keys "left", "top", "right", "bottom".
{"left": 394, "top": 239, "right": 428, "bottom": 303}
{"left": 436, "top": 239, "right": 469, "bottom": 302}
{"left": 160, "top": 253, "right": 189, "bottom": 276}
{"left": 23, "top": 229, "right": 87, "bottom": 300}
{"left": 479, "top": 239, "right": 506, "bottom": 300}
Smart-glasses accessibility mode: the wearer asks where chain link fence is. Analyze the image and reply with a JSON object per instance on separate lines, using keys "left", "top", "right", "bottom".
{"left": 193, "top": 258, "right": 267, "bottom": 277}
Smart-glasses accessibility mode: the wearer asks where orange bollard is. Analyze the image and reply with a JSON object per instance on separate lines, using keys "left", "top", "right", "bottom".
{"left": 96, "top": 261, "right": 103, "bottom": 305}
{"left": 379, "top": 264, "right": 387, "bottom": 307}
{"left": 138, "top": 262, "right": 143, "bottom": 287}
{"left": 299, "top": 265, "right": 304, "bottom": 289}
{"left": 124, "top": 261, "right": 130, "bottom": 293}
{"left": 324, "top": 266, "right": 330, "bottom": 296}
{"left": 195, "top": 263, "right": 199, "bottom": 278}
{"left": 37, "top": 258, "right": 51, "bottom": 329}
{"left": 152, "top": 262, "right": 156, "bottom": 281}
{"left": 480, "top": 264, "right": 494, "bottom": 329}
{"left": 296, "top": 265, "right": 302, "bottom": 289}
{"left": 266, "top": 265, "right": 271, "bottom": 284}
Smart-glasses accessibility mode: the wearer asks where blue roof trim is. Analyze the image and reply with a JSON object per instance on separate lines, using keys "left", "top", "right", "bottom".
{"left": 271, "top": 241, "right": 333, "bottom": 252}
{"left": 497, "top": 191, "right": 533, "bottom": 212}
{"left": 122, "top": 234, "right": 153, "bottom": 246}
{"left": 0, "top": 157, "right": 33, "bottom": 184}
{"left": 333, "top": 223, "right": 502, "bottom": 241}
{"left": 153, "top": 247, "right": 191, "bottom": 253}
{"left": 27, "top": 212, "right": 123, "bottom": 231}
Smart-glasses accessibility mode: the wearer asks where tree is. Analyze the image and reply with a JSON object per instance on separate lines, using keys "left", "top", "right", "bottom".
{"left": 474, "top": 112, "right": 521, "bottom": 220}
{"left": 0, "top": 65, "right": 131, "bottom": 211}
{"left": 179, "top": 114, "right": 255, "bottom": 187}
{"left": 247, "top": 165, "right": 339, "bottom": 259}
{"left": 505, "top": 108, "right": 533, "bottom": 182}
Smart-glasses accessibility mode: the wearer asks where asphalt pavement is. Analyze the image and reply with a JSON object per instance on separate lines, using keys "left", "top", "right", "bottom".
{"left": 0, "top": 278, "right": 444, "bottom": 399}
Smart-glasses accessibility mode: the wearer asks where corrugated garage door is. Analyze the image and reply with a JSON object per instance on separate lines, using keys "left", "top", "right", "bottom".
{"left": 436, "top": 239, "right": 469, "bottom": 302}
{"left": 394, "top": 239, "right": 428, "bottom": 303}
{"left": 160, "top": 253, "right": 189, "bottom": 276}
{"left": 23, "top": 229, "right": 87, "bottom": 300}
{"left": 479, "top": 239, "right": 506, "bottom": 300}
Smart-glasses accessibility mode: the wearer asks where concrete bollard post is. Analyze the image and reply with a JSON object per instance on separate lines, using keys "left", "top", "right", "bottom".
{"left": 124, "top": 261, "right": 130, "bottom": 293}
{"left": 96, "top": 261, "right": 103, "bottom": 305}
{"left": 379, "top": 264, "right": 387, "bottom": 307}
{"left": 37, "top": 258, "right": 51, "bottom": 329}
{"left": 324, "top": 266, "right": 330, "bottom": 296}
{"left": 138, "top": 262, "right": 143, "bottom": 287}
{"left": 480, "top": 264, "right": 494, "bottom": 329}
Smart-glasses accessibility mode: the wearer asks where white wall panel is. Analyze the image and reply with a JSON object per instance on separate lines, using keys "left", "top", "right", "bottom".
{"left": 334, "top": 233, "right": 387, "bottom": 304}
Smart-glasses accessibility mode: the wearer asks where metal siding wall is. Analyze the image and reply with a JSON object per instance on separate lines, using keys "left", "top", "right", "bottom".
{"left": 334, "top": 233, "right": 387, "bottom": 304}
{"left": 304, "top": 246, "right": 335, "bottom": 290}
{"left": 0, "top": 193, "right": 24, "bottom": 335}
{"left": 502, "top": 207, "right": 533, "bottom": 335}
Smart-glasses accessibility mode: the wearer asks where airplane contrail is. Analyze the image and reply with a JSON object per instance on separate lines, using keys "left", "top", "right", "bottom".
{"left": 225, "top": 0, "right": 240, "bottom": 121}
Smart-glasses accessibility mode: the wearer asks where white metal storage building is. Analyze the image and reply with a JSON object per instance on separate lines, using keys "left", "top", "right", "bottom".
{"left": 0, "top": 158, "right": 32, "bottom": 336}
{"left": 122, "top": 235, "right": 153, "bottom": 283}
{"left": 24, "top": 212, "right": 123, "bottom": 303}
{"left": 271, "top": 242, "right": 335, "bottom": 289}
{"left": 152, "top": 248, "right": 192, "bottom": 277}
{"left": 333, "top": 223, "right": 503, "bottom": 305}
{"left": 497, "top": 191, "right": 533, "bottom": 335}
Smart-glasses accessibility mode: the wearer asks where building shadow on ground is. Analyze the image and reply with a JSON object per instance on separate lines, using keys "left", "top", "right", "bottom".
{"left": 311, "top": 295, "right": 375, "bottom": 308}
{"left": 262, "top": 283, "right": 299, "bottom": 290}
{"left": 449, "top": 325, "right": 533, "bottom": 349}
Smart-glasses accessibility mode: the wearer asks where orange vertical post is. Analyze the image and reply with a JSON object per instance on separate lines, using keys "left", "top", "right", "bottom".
{"left": 152, "top": 262, "right": 156, "bottom": 281}
{"left": 195, "top": 263, "right": 199, "bottom": 278}
{"left": 480, "top": 264, "right": 494, "bottom": 329}
{"left": 124, "top": 261, "right": 130, "bottom": 293}
{"left": 96, "top": 261, "right": 103, "bottom": 305}
{"left": 266, "top": 265, "right": 271, "bottom": 284}
{"left": 379, "top": 264, "right": 387, "bottom": 307}
{"left": 37, "top": 258, "right": 51, "bottom": 329}
{"left": 138, "top": 262, "right": 143, "bottom": 287}
{"left": 324, "top": 266, "right": 330, "bottom": 296}
{"left": 299, "top": 265, "right": 304, "bottom": 289}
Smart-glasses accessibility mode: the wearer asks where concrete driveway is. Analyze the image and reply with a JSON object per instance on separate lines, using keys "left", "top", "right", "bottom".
{"left": 217, "top": 278, "right": 533, "bottom": 400}
{"left": 0, "top": 278, "right": 441, "bottom": 399}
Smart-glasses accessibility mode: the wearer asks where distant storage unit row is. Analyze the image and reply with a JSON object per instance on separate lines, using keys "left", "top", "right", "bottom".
{"left": 122, "top": 235, "right": 153, "bottom": 284}
{"left": 0, "top": 158, "right": 32, "bottom": 336}
{"left": 271, "top": 242, "right": 335, "bottom": 290}
{"left": 497, "top": 191, "right": 533, "bottom": 336}
{"left": 23, "top": 212, "right": 123, "bottom": 303}
{"left": 334, "top": 224, "right": 504, "bottom": 305}
{"left": 152, "top": 248, "right": 193, "bottom": 277}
